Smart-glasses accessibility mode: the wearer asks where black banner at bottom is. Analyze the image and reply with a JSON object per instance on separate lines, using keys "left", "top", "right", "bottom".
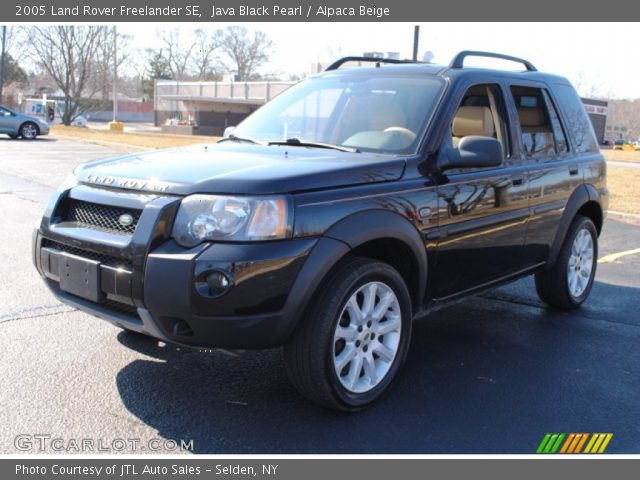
{"left": 3, "top": 459, "right": 638, "bottom": 480}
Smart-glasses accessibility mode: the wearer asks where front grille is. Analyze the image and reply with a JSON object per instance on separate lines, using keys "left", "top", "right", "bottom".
{"left": 42, "top": 239, "right": 132, "bottom": 270}
{"left": 63, "top": 199, "right": 141, "bottom": 235}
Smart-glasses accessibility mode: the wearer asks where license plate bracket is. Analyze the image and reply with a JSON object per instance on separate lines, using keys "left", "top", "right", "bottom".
{"left": 58, "top": 252, "right": 101, "bottom": 303}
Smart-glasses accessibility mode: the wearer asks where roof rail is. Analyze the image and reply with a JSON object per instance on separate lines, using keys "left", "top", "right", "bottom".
{"left": 449, "top": 51, "right": 537, "bottom": 72}
{"left": 325, "top": 56, "right": 418, "bottom": 71}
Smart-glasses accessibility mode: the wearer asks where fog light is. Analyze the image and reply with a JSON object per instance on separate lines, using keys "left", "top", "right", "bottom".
{"left": 195, "top": 269, "right": 233, "bottom": 298}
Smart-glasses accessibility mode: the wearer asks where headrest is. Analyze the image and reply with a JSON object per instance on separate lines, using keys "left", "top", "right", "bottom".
{"left": 452, "top": 106, "right": 494, "bottom": 137}
{"left": 518, "top": 108, "right": 546, "bottom": 127}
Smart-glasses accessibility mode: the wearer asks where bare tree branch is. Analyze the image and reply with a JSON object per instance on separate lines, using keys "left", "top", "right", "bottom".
{"left": 220, "top": 26, "right": 273, "bottom": 81}
{"left": 24, "top": 26, "right": 106, "bottom": 124}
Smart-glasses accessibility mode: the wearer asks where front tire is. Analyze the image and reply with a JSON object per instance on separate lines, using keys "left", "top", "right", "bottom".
{"left": 20, "top": 122, "right": 39, "bottom": 140}
{"left": 535, "top": 215, "right": 598, "bottom": 309}
{"left": 284, "top": 256, "right": 412, "bottom": 411}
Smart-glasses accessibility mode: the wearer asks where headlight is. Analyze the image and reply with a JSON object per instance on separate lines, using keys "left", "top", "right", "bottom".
{"left": 172, "top": 195, "right": 290, "bottom": 247}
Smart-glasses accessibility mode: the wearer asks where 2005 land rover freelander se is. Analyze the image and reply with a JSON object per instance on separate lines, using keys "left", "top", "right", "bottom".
{"left": 34, "top": 51, "right": 607, "bottom": 410}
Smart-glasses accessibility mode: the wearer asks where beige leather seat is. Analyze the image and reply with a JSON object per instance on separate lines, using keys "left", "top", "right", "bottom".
{"left": 452, "top": 106, "right": 495, "bottom": 147}
{"left": 334, "top": 99, "right": 407, "bottom": 144}
{"left": 518, "top": 108, "right": 547, "bottom": 132}
{"left": 517, "top": 108, "right": 555, "bottom": 156}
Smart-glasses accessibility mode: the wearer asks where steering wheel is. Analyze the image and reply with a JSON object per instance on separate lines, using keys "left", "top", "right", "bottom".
{"left": 383, "top": 126, "right": 416, "bottom": 143}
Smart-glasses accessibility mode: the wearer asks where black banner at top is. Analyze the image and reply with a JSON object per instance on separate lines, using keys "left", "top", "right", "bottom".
{"left": 3, "top": 0, "right": 640, "bottom": 22}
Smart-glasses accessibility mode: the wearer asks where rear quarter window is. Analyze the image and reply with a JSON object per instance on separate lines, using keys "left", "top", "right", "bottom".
{"left": 552, "top": 84, "right": 598, "bottom": 154}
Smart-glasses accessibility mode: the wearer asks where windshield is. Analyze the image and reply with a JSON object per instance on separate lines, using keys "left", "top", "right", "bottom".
{"left": 231, "top": 74, "right": 444, "bottom": 154}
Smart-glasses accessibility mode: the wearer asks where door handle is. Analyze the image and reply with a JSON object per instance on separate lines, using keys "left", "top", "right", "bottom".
{"left": 512, "top": 177, "right": 524, "bottom": 186}
{"left": 569, "top": 166, "right": 579, "bottom": 176}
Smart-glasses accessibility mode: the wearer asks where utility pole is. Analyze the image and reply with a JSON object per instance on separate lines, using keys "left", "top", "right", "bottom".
{"left": 412, "top": 25, "right": 419, "bottom": 62}
{"left": 109, "top": 25, "right": 123, "bottom": 131}
{"left": 0, "top": 26, "right": 6, "bottom": 105}
{"left": 112, "top": 25, "right": 118, "bottom": 122}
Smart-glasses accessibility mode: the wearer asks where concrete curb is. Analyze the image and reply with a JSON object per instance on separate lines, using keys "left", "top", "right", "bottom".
{"left": 608, "top": 210, "right": 640, "bottom": 225}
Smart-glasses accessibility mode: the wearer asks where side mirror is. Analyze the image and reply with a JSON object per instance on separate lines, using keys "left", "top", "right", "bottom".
{"left": 438, "top": 136, "right": 503, "bottom": 170}
{"left": 223, "top": 126, "right": 236, "bottom": 138}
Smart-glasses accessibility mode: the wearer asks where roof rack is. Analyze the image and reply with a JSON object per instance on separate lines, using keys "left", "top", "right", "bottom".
{"left": 449, "top": 51, "right": 537, "bottom": 72}
{"left": 325, "top": 56, "right": 418, "bottom": 71}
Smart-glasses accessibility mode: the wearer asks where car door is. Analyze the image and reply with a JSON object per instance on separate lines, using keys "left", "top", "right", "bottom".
{"left": 507, "top": 82, "right": 583, "bottom": 267}
{"left": 0, "top": 106, "right": 14, "bottom": 134}
{"left": 431, "top": 83, "right": 530, "bottom": 299}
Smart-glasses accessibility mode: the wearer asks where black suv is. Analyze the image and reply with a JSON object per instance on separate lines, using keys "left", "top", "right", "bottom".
{"left": 33, "top": 51, "right": 607, "bottom": 410}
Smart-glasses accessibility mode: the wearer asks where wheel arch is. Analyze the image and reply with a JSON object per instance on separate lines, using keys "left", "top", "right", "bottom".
{"left": 322, "top": 210, "right": 427, "bottom": 308}
{"left": 546, "top": 184, "right": 603, "bottom": 268}
{"left": 281, "top": 210, "right": 428, "bottom": 343}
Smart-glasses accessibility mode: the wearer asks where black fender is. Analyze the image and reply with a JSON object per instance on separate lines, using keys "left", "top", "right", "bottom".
{"left": 282, "top": 210, "right": 428, "bottom": 341}
{"left": 584, "top": 182, "right": 603, "bottom": 205}
{"left": 324, "top": 209, "right": 428, "bottom": 307}
{"left": 546, "top": 184, "right": 601, "bottom": 268}
{"left": 281, "top": 236, "right": 351, "bottom": 340}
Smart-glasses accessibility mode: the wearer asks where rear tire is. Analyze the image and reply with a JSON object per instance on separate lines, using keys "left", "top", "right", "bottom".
{"left": 284, "top": 256, "right": 412, "bottom": 411}
{"left": 535, "top": 215, "right": 598, "bottom": 309}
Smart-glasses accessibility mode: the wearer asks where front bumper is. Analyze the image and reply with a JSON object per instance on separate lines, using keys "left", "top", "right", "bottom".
{"left": 33, "top": 185, "right": 347, "bottom": 349}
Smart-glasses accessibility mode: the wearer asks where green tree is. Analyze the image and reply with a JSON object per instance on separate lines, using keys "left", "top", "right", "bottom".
{"left": 142, "top": 50, "right": 172, "bottom": 102}
{"left": 1, "top": 53, "right": 28, "bottom": 87}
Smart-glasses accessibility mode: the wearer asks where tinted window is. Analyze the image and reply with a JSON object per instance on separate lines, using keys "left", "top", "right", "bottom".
{"left": 552, "top": 84, "right": 598, "bottom": 154}
{"left": 510, "top": 86, "right": 556, "bottom": 159}
{"left": 451, "top": 83, "right": 511, "bottom": 158}
{"left": 542, "top": 90, "right": 568, "bottom": 154}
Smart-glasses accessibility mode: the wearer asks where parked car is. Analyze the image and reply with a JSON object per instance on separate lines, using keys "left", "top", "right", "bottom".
{"left": 0, "top": 105, "right": 50, "bottom": 139}
{"left": 33, "top": 51, "right": 607, "bottom": 410}
{"left": 613, "top": 139, "right": 625, "bottom": 150}
{"left": 72, "top": 115, "right": 88, "bottom": 127}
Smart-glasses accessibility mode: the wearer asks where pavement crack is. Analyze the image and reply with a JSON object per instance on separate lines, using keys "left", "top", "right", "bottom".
{"left": 0, "top": 304, "right": 77, "bottom": 325}
{"left": 480, "top": 292, "right": 640, "bottom": 328}
{"left": 0, "top": 191, "right": 44, "bottom": 204}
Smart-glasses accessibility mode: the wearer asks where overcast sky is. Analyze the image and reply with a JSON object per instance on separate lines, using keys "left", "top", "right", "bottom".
{"left": 120, "top": 22, "right": 638, "bottom": 99}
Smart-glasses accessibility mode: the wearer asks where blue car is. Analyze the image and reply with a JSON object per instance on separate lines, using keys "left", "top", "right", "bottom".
{"left": 0, "top": 105, "right": 50, "bottom": 139}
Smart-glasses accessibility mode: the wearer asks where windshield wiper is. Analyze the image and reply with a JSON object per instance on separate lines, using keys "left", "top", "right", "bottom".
{"left": 218, "top": 134, "right": 266, "bottom": 146}
{"left": 268, "top": 137, "right": 360, "bottom": 153}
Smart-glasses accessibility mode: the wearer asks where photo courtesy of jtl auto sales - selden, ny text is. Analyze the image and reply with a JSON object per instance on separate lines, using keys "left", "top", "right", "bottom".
{"left": 0, "top": 0, "right": 639, "bottom": 479}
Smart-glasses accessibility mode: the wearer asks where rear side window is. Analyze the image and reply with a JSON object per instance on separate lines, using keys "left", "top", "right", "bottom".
{"left": 552, "top": 84, "right": 598, "bottom": 154}
{"left": 510, "top": 86, "right": 557, "bottom": 159}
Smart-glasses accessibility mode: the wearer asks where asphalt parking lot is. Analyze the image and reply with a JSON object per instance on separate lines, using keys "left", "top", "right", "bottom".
{"left": 0, "top": 136, "right": 638, "bottom": 454}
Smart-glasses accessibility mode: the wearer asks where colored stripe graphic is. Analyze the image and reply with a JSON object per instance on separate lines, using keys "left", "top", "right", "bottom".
{"left": 574, "top": 433, "right": 589, "bottom": 453}
{"left": 537, "top": 433, "right": 565, "bottom": 453}
{"left": 537, "top": 434, "right": 552, "bottom": 453}
{"left": 537, "top": 433, "right": 613, "bottom": 454}
{"left": 584, "top": 433, "right": 614, "bottom": 454}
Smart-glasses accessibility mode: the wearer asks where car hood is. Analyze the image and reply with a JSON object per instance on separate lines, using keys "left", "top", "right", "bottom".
{"left": 75, "top": 142, "right": 406, "bottom": 195}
